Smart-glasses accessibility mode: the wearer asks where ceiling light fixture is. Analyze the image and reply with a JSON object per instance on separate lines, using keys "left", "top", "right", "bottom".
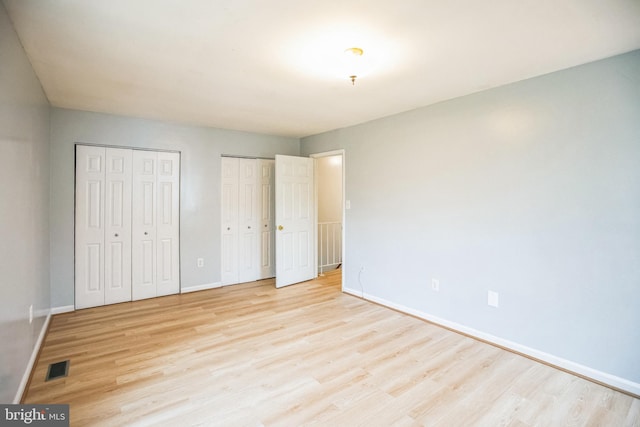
{"left": 344, "top": 47, "right": 364, "bottom": 85}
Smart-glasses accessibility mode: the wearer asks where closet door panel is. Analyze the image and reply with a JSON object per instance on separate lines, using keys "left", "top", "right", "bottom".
{"left": 104, "top": 148, "right": 133, "bottom": 304}
{"left": 156, "top": 151, "right": 180, "bottom": 296}
{"left": 238, "top": 159, "right": 259, "bottom": 283}
{"left": 132, "top": 150, "right": 157, "bottom": 300}
{"left": 259, "top": 160, "right": 275, "bottom": 279}
{"left": 75, "top": 145, "right": 106, "bottom": 309}
{"left": 221, "top": 157, "right": 239, "bottom": 285}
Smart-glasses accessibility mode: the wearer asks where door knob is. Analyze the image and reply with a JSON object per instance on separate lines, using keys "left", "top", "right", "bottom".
{"left": 144, "top": 232, "right": 148, "bottom": 235}
{"left": 227, "top": 227, "right": 231, "bottom": 231}
{"left": 114, "top": 233, "right": 118, "bottom": 237}
{"left": 278, "top": 225, "right": 284, "bottom": 231}
{"left": 248, "top": 226, "right": 251, "bottom": 229}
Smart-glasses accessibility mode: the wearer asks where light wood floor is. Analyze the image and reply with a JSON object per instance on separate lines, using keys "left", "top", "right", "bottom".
{"left": 25, "top": 269, "right": 639, "bottom": 426}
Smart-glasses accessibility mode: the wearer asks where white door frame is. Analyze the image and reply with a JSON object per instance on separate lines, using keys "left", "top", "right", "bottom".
{"left": 310, "top": 149, "right": 345, "bottom": 292}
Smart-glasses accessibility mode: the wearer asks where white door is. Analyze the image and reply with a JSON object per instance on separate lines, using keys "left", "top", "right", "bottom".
{"left": 104, "top": 148, "right": 132, "bottom": 305}
{"left": 221, "top": 157, "right": 239, "bottom": 285}
{"left": 75, "top": 145, "right": 106, "bottom": 309}
{"left": 132, "top": 150, "right": 158, "bottom": 300}
{"left": 132, "top": 150, "right": 181, "bottom": 300}
{"left": 275, "top": 155, "right": 316, "bottom": 288}
{"left": 238, "top": 159, "right": 260, "bottom": 283}
{"left": 259, "top": 159, "right": 275, "bottom": 279}
{"left": 76, "top": 146, "right": 180, "bottom": 307}
{"left": 156, "top": 151, "right": 180, "bottom": 296}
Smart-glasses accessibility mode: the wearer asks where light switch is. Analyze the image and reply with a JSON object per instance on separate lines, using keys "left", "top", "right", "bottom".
{"left": 488, "top": 290, "right": 499, "bottom": 308}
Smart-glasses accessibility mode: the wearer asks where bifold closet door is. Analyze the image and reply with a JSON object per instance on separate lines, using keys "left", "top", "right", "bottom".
{"left": 221, "top": 157, "right": 274, "bottom": 286}
{"left": 75, "top": 146, "right": 106, "bottom": 309}
{"left": 105, "top": 148, "right": 133, "bottom": 304}
{"left": 221, "top": 157, "right": 239, "bottom": 285}
{"left": 238, "top": 158, "right": 260, "bottom": 283}
{"left": 259, "top": 159, "right": 275, "bottom": 279}
{"left": 132, "top": 150, "right": 180, "bottom": 300}
{"left": 156, "top": 151, "right": 181, "bottom": 296}
{"left": 75, "top": 146, "right": 132, "bottom": 309}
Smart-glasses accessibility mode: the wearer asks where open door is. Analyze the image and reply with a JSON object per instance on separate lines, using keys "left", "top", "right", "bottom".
{"left": 275, "top": 155, "right": 316, "bottom": 287}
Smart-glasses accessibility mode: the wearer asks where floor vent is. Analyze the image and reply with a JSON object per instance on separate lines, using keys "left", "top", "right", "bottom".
{"left": 46, "top": 360, "right": 69, "bottom": 381}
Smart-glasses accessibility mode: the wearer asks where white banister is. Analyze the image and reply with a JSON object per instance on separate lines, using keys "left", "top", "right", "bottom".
{"left": 318, "top": 221, "right": 342, "bottom": 275}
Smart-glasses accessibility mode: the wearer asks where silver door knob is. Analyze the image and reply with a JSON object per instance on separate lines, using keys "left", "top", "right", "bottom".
{"left": 114, "top": 233, "right": 118, "bottom": 237}
{"left": 248, "top": 226, "right": 251, "bottom": 229}
{"left": 144, "top": 232, "right": 148, "bottom": 235}
{"left": 227, "top": 227, "right": 231, "bottom": 230}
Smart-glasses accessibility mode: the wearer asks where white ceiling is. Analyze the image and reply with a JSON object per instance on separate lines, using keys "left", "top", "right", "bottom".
{"left": 4, "top": 0, "right": 640, "bottom": 138}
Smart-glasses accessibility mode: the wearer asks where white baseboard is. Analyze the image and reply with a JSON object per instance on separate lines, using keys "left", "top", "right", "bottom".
{"left": 50, "top": 305, "right": 75, "bottom": 315}
{"left": 343, "top": 287, "right": 640, "bottom": 397}
{"left": 343, "top": 287, "right": 363, "bottom": 298}
{"left": 181, "top": 282, "right": 222, "bottom": 294}
{"left": 13, "top": 313, "right": 51, "bottom": 403}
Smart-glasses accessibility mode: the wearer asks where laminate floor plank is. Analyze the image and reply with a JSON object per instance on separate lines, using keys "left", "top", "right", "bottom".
{"left": 23, "top": 269, "right": 638, "bottom": 426}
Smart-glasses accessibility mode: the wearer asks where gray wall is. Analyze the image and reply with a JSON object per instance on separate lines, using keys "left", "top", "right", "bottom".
{"left": 50, "top": 108, "right": 299, "bottom": 308}
{"left": 301, "top": 50, "right": 640, "bottom": 384}
{"left": 0, "top": 4, "right": 51, "bottom": 403}
{"left": 317, "top": 156, "right": 343, "bottom": 223}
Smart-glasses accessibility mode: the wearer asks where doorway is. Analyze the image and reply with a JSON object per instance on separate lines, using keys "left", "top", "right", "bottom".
{"left": 311, "top": 150, "right": 345, "bottom": 289}
{"left": 222, "top": 151, "right": 345, "bottom": 290}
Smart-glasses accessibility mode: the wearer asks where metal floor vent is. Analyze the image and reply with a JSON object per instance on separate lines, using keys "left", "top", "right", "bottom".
{"left": 46, "top": 360, "right": 69, "bottom": 381}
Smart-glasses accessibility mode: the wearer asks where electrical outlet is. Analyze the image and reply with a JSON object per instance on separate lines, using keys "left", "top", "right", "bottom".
{"left": 197, "top": 258, "right": 204, "bottom": 268}
{"left": 29, "top": 305, "right": 33, "bottom": 324}
{"left": 431, "top": 279, "right": 440, "bottom": 292}
{"left": 488, "top": 290, "right": 499, "bottom": 308}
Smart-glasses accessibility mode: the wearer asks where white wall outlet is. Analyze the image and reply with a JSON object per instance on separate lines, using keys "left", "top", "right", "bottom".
{"left": 29, "top": 304, "right": 33, "bottom": 324}
{"left": 346, "top": 200, "right": 351, "bottom": 210}
{"left": 431, "top": 278, "right": 440, "bottom": 292}
{"left": 197, "top": 258, "right": 204, "bottom": 268}
{"left": 488, "top": 290, "right": 499, "bottom": 308}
